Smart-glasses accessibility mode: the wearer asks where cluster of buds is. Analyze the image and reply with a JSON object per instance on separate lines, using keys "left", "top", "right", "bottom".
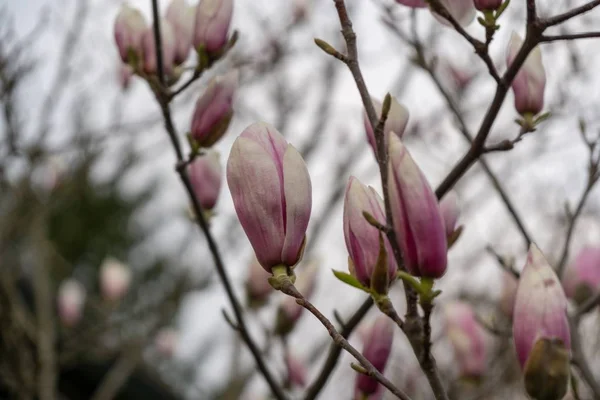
{"left": 99, "top": 257, "right": 132, "bottom": 302}
{"left": 227, "top": 122, "right": 312, "bottom": 273}
{"left": 274, "top": 262, "right": 318, "bottom": 335}
{"left": 444, "top": 302, "right": 487, "bottom": 379}
{"left": 188, "top": 151, "right": 222, "bottom": 213}
{"left": 354, "top": 316, "right": 394, "bottom": 399}
{"left": 513, "top": 244, "right": 571, "bottom": 400}
{"left": 113, "top": 0, "right": 233, "bottom": 84}
{"left": 395, "top": 0, "right": 476, "bottom": 27}
{"left": 363, "top": 95, "right": 409, "bottom": 158}
{"left": 562, "top": 246, "right": 600, "bottom": 306}
{"left": 57, "top": 279, "right": 87, "bottom": 327}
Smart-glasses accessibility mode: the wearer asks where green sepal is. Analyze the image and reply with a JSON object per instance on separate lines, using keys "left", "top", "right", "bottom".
{"left": 332, "top": 270, "right": 370, "bottom": 293}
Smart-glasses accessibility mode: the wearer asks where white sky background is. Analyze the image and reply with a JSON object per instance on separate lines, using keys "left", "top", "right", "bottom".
{"left": 4, "top": 0, "right": 600, "bottom": 398}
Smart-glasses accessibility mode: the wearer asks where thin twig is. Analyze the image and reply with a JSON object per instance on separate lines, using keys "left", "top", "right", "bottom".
{"left": 540, "top": 32, "right": 600, "bottom": 42}
{"left": 540, "top": 0, "right": 600, "bottom": 27}
{"left": 89, "top": 346, "right": 143, "bottom": 400}
{"left": 569, "top": 318, "right": 600, "bottom": 400}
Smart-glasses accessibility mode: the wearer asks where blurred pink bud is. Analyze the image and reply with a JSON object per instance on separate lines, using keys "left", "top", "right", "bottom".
{"left": 444, "top": 302, "right": 487, "bottom": 378}
{"left": 395, "top": 0, "right": 427, "bottom": 7}
{"left": 141, "top": 19, "right": 177, "bottom": 76}
{"left": 166, "top": 0, "right": 196, "bottom": 64}
{"left": 355, "top": 316, "right": 394, "bottom": 398}
{"left": 432, "top": 0, "right": 476, "bottom": 27}
{"left": 227, "top": 122, "right": 312, "bottom": 271}
{"left": 500, "top": 270, "right": 518, "bottom": 318}
{"left": 276, "top": 262, "right": 318, "bottom": 334}
{"left": 190, "top": 70, "right": 238, "bottom": 147}
{"left": 343, "top": 176, "right": 397, "bottom": 288}
{"left": 57, "top": 279, "right": 86, "bottom": 327}
{"left": 506, "top": 32, "right": 546, "bottom": 115}
{"left": 292, "top": 0, "right": 311, "bottom": 22}
{"left": 114, "top": 5, "right": 147, "bottom": 64}
{"left": 474, "top": 0, "right": 503, "bottom": 11}
{"left": 155, "top": 328, "right": 178, "bottom": 357}
{"left": 100, "top": 257, "right": 132, "bottom": 302}
{"left": 193, "top": 0, "right": 233, "bottom": 54}
{"left": 285, "top": 352, "right": 308, "bottom": 388}
{"left": 562, "top": 246, "right": 600, "bottom": 304}
{"left": 387, "top": 135, "right": 447, "bottom": 278}
{"left": 189, "top": 151, "right": 222, "bottom": 210}
{"left": 513, "top": 244, "right": 570, "bottom": 368}
{"left": 445, "top": 63, "right": 475, "bottom": 92}
{"left": 439, "top": 191, "right": 460, "bottom": 237}
{"left": 363, "top": 97, "right": 409, "bottom": 157}
{"left": 119, "top": 63, "right": 134, "bottom": 90}
{"left": 245, "top": 256, "right": 273, "bottom": 307}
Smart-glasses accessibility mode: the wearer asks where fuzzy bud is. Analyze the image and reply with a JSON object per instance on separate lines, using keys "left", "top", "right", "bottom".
{"left": 99, "top": 257, "right": 132, "bottom": 302}
{"left": 166, "top": 0, "right": 196, "bottom": 64}
{"left": 285, "top": 352, "right": 308, "bottom": 388}
{"left": 189, "top": 151, "right": 222, "bottom": 210}
{"left": 432, "top": 0, "right": 476, "bottom": 27}
{"left": 500, "top": 270, "right": 518, "bottom": 318}
{"left": 245, "top": 256, "right": 273, "bottom": 308}
{"left": 141, "top": 19, "right": 177, "bottom": 77}
{"left": 354, "top": 316, "right": 394, "bottom": 398}
{"left": 363, "top": 96, "right": 409, "bottom": 157}
{"left": 193, "top": 0, "right": 233, "bottom": 54}
{"left": 562, "top": 246, "right": 600, "bottom": 305}
{"left": 439, "top": 191, "right": 460, "bottom": 238}
{"left": 57, "top": 279, "right": 86, "bottom": 327}
{"left": 114, "top": 5, "right": 147, "bottom": 64}
{"left": 444, "top": 302, "right": 487, "bottom": 378}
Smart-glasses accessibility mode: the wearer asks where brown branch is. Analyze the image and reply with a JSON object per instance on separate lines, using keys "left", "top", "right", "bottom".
{"left": 89, "top": 346, "right": 143, "bottom": 400}
{"left": 540, "top": 32, "right": 600, "bottom": 42}
{"left": 540, "top": 0, "right": 600, "bottom": 27}
{"left": 569, "top": 317, "right": 600, "bottom": 399}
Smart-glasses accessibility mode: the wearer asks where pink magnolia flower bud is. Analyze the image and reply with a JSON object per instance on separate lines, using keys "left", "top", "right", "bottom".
{"left": 513, "top": 244, "right": 570, "bottom": 369}
{"left": 245, "top": 256, "right": 273, "bottom": 308}
{"left": 166, "top": 0, "right": 196, "bottom": 64}
{"left": 285, "top": 352, "right": 308, "bottom": 388}
{"left": 387, "top": 135, "right": 447, "bottom": 278}
{"left": 57, "top": 279, "right": 86, "bottom": 327}
{"left": 500, "top": 270, "right": 518, "bottom": 318}
{"left": 439, "top": 191, "right": 460, "bottom": 238}
{"left": 474, "top": 0, "right": 503, "bottom": 11}
{"left": 114, "top": 5, "right": 147, "bottom": 64}
{"left": 343, "top": 176, "right": 397, "bottom": 289}
{"left": 141, "top": 19, "right": 177, "bottom": 76}
{"left": 193, "top": 0, "right": 233, "bottom": 54}
{"left": 190, "top": 70, "right": 238, "bottom": 147}
{"left": 562, "top": 246, "right": 600, "bottom": 305}
{"left": 355, "top": 316, "right": 394, "bottom": 398}
{"left": 506, "top": 32, "right": 546, "bottom": 116}
{"left": 155, "top": 328, "right": 178, "bottom": 357}
{"left": 99, "top": 257, "right": 132, "bottom": 302}
{"left": 275, "top": 262, "right": 318, "bottom": 335}
{"left": 432, "top": 0, "right": 476, "bottom": 27}
{"left": 189, "top": 151, "right": 222, "bottom": 210}
{"left": 227, "top": 122, "right": 312, "bottom": 271}
{"left": 395, "top": 0, "right": 427, "bottom": 7}
{"left": 444, "top": 302, "right": 487, "bottom": 378}
{"left": 363, "top": 96, "right": 409, "bottom": 157}
{"left": 119, "top": 63, "right": 134, "bottom": 90}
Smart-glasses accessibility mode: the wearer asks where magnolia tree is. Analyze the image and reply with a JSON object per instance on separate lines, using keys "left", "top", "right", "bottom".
{"left": 3, "top": 0, "right": 600, "bottom": 398}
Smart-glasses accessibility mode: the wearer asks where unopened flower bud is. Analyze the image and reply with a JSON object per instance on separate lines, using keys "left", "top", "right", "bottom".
{"left": 119, "top": 63, "right": 134, "bottom": 90}
{"left": 387, "top": 135, "right": 447, "bottom": 278}
{"left": 190, "top": 70, "right": 238, "bottom": 147}
{"left": 439, "top": 191, "right": 460, "bottom": 238}
{"left": 57, "top": 279, "right": 86, "bottom": 327}
{"left": 114, "top": 5, "right": 147, "bottom": 65}
{"left": 343, "top": 176, "right": 397, "bottom": 290}
{"left": 474, "top": 0, "right": 503, "bottom": 11}
{"left": 227, "top": 122, "right": 312, "bottom": 272}
{"left": 155, "top": 328, "right": 178, "bottom": 357}
{"left": 275, "top": 262, "right": 318, "bottom": 335}
{"left": 513, "top": 244, "right": 570, "bottom": 399}
{"left": 506, "top": 32, "right": 546, "bottom": 116}
{"left": 189, "top": 151, "right": 222, "bottom": 211}
{"left": 444, "top": 302, "right": 487, "bottom": 378}
{"left": 432, "top": 0, "right": 476, "bottom": 27}
{"left": 166, "top": 0, "right": 196, "bottom": 64}
{"left": 141, "top": 19, "right": 177, "bottom": 76}
{"left": 193, "top": 0, "right": 233, "bottom": 55}
{"left": 363, "top": 96, "right": 409, "bottom": 158}
{"left": 285, "top": 352, "right": 308, "bottom": 388}
{"left": 99, "top": 257, "right": 132, "bottom": 302}
{"left": 355, "top": 316, "right": 394, "bottom": 398}
{"left": 245, "top": 256, "right": 273, "bottom": 308}
{"left": 562, "top": 246, "right": 600, "bottom": 305}
{"left": 500, "top": 270, "right": 518, "bottom": 318}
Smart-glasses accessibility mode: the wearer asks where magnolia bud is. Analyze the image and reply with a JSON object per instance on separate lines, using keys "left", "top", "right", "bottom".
{"left": 190, "top": 70, "right": 238, "bottom": 147}
{"left": 114, "top": 5, "right": 147, "bottom": 64}
{"left": 439, "top": 191, "right": 460, "bottom": 238}
{"left": 444, "top": 302, "right": 487, "bottom": 378}
{"left": 119, "top": 63, "right": 134, "bottom": 90}
{"left": 141, "top": 19, "right": 177, "bottom": 76}
{"left": 343, "top": 176, "right": 397, "bottom": 291}
{"left": 155, "top": 328, "right": 178, "bottom": 357}
{"left": 57, "top": 279, "right": 86, "bottom": 327}
{"left": 275, "top": 262, "right": 318, "bottom": 335}
{"left": 285, "top": 352, "right": 308, "bottom": 388}
{"left": 166, "top": 0, "right": 196, "bottom": 65}
{"left": 506, "top": 32, "right": 546, "bottom": 116}
{"left": 513, "top": 244, "right": 570, "bottom": 399}
{"left": 189, "top": 151, "right": 222, "bottom": 210}
{"left": 474, "top": 0, "right": 503, "bottom": 11}
{"left": 193, "top": 0, "right": 233, "bottom": 54}
{"left": 395, "top": 0, "right": 427, "bottom": 7}
{"left": 562, "top": 246, "right": 600, "bottom": 305}
{"left": 245, "top": 256, "right": 273, "bottom": 308}
{"left": 227, "top": 122, "right": 312, "bottom": 272}
{"left": 99, "top": 257, "right": 132, "bottom": 302}
{"left": 355, "top": 316, "right": 394, "bottom": 398}
{"left": 387, "top": 135, "right": 447, "bottom": 278}
{"left": 499, "top": 270, "right": 518, "bottom": 318}
{"left": 363, "top": 96, "right": 409, "bottom": 157}
{"left": 432, "top": 0, "right": 476, "bottom": 27}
